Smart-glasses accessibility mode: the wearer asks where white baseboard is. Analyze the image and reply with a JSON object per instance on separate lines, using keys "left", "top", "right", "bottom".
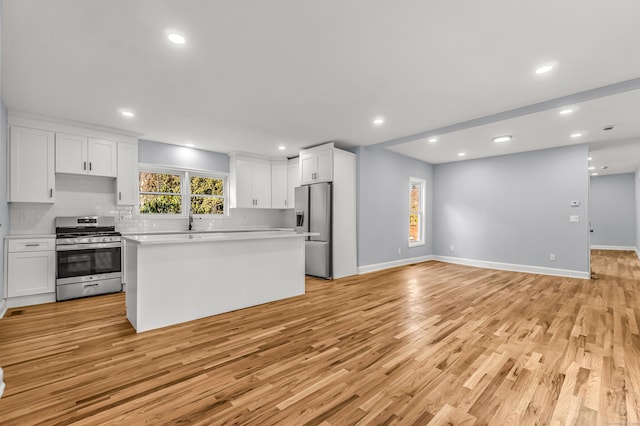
{"left": 358, "top": 254, "right": 590, "bottom": 279}
{"left": 0, "top": 299, "right": 7, "bottom": 319}
{"left": 432, "top": 255, "right": 590, "bottom": 279}
{"left": 358, "top": 255, "right": 434, "bottom": 274}
{"left": 590, "top": 245, "right": 636, "bottom": 251}
{"left": 636, "top": 247, "right": 640, "bottom": 259}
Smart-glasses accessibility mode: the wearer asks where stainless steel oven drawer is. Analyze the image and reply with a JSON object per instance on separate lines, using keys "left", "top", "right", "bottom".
{"left": 56, "top": 277, "right": 122, "bottom": 301}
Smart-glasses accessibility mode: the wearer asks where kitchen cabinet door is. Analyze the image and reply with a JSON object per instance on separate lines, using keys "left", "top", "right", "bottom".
{"left": 299, "top": 147, "right": 333, "bottom": 185}
{"left": 287, "top": 159, "right": 299, "bottom": 208}
{"left": 117, "top": 142, "right": 138, "bottom": 205}
{"left": 7, "top": 250, "right": 56, "bottom": 297}
{"left": 9, "top": 126, "right": 55, "bottom": 203}
{"left": 56, "top": 133, "right": 88, "bottom": 174}
{"left": 252, "top": 163, "right": 272, "bottom": 208}
{"left": 299, "top": 153, "right": 317, "bottom": 185}
{"left": 88, "top": 138, "right": 117, "bottom": 177}
{"left": 234, "top": 160, "right": 255, "bottom": 208}
{"left": 315, "top": 149, "right": 333, "bottom": 183}
{"left": 271, "top": 162, "right": 288, "bottom": 208}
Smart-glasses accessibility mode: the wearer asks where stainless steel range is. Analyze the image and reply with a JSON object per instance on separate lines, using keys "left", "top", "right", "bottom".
{"left": 55, "top": 216, "right": 122, "bottom": 301}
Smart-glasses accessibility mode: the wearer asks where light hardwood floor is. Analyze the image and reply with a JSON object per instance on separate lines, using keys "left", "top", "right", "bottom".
{"left": 0, "top": 250, "right": 639, "bottom": 425}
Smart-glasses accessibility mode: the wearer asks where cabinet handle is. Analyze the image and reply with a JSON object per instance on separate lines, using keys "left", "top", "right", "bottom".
{"left": 83, "top": 161, "right": 87, "bottom": 170}
{"left": 119, "top": 192, "right": 122, "bottom": 201}
{"left": 25, "top": 243, "right": 40, "bottom": 247}
{"left": 49, "top": 188, "right": 53, "bottom": 198}
{"left": 285, "top": 199, "right": 287, "bottom": 207}
{"left": 83, "top": 283, "right": 99, "bottom": 287}
{"left": 89, "top": 162, "right": 92, "bottom": 171}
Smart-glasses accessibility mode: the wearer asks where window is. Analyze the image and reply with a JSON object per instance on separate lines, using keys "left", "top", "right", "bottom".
{"left": 409, "top": 177, "right": 426, "bottom": 246}
{"left": 190, "top": 174, "right": 225, "bottom": 215}
{"left": 139, "top": 166, "right": 227, "bottom": 216}
{"left": 139, "top": 171, "right": 182, "bottom": 214}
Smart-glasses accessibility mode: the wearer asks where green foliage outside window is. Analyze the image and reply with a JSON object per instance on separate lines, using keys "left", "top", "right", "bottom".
{"left": 190, "top": 176, "right": 224, "bottom": 214}
{"left": 139, "top": 171, "right": 225, "bottom": 215}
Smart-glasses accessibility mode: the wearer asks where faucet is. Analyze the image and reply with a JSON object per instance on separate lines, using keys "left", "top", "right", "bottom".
{"left": 188, "top": 205, "right": 193, "bottom": 231}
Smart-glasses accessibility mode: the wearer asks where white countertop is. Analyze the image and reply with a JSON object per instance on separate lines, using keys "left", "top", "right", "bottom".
{"left": 5, "top": 234, "right": 56, "bottom": 240}
{"left": 120, "top": 227, "right": 293, "bottom": 236}
{"left": 123, "top": 230, "right": 317, "bottom": 245}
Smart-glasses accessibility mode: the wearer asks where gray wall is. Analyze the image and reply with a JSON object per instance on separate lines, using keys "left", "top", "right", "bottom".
{"left": 433, "top": 144, "right": 590, "bottom": 274}
{"left": 590, "top": 173, "right": 636, "bottom": 247}
{"left": 139, "top": 139, "right": 229, "bottom": 172}
{"left": 355, "top": 147, "right": 433, "bottom": 267}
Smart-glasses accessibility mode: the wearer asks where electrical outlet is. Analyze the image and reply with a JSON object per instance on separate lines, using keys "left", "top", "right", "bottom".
{"left": 549, "top": 253, "right": 556, "bottom": 261}
{"left": 450, "top": 245, "right": 455, "bottom": 252}
{"left": 397, "top": 247, "right": 401, "bottom": 254}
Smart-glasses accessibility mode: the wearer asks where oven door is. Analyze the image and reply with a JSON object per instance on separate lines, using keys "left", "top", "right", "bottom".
{"left": 57, "top": 244, "right": 122, "bottom": 282}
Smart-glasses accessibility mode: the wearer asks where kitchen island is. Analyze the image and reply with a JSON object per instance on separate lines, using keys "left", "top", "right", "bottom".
{"left": 123, "top": 231, "right": 313, "bottom": 332}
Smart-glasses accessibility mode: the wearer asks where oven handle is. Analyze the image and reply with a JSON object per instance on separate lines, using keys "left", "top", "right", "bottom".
{"left": 56, "top": 242, "right": 122, "bottom": 251}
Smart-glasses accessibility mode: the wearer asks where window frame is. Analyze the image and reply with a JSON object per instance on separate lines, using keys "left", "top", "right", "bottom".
{"left": 408, "top": 176, "right": 426, "bottom": 247}
{"left": 138, "top": 163, "right": 229, "bottom": 219}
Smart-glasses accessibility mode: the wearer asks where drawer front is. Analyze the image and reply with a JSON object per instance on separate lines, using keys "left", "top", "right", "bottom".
{"left": 8, "top": 239, "right": 55, "bottom": 253}
{"left": 56, "top": 277, "right": 122, "bottom": 301}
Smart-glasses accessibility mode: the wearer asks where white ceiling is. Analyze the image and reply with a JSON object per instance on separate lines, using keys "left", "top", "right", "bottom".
{"left": 2, "top": 0, "right": 640, "bottom": 173}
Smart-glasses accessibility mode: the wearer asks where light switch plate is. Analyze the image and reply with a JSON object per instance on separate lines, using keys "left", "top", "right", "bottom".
{"left": 570, "top": 215, "right": 579, "bottom": 223}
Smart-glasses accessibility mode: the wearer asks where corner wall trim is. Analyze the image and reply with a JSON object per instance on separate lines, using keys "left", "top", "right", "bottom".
{"left": 0, "top": 299, "right": 7, "bottom": 319}
{"left": 358, "top": 255, "right": 434, "bottom": 274}
{"left": 636, "top": 247, "right": 640, "bottom": 260}
{"left": 432, "top": 256, "right": 590, "bottom": 279}
{"left": 590, "top": 245, "right": 637, "bottom": 251}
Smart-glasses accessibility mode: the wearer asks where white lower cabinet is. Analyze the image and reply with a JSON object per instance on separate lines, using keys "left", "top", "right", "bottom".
{"left": 6, "top": 239, "right": 56, "bottom": 298}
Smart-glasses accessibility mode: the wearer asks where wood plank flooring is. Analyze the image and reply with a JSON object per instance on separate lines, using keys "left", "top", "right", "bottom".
{"left": 0, "top": 250, "right": 639, "bottom": 425}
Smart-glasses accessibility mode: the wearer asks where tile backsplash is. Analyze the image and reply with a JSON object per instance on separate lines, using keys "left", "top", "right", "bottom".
{"left": 9, "top": 175, "right": 292, "bottom": 235}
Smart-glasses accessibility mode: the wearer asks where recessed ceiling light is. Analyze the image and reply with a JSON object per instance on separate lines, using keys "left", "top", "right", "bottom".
{"left": 428, "top": 138, "right": 438, "bottom": 143}
{"left": 559, "top": 109, "right": 574, "bottom": 115}
{"left": 120, "top": 110, "right": 135, "bottom": 118}
{"left": 373, "top": 117, "right": 384, "bottom": 125}
{"left": 535, "top": 64, "right": 554, "bottom": 74}
{"left": 492, "top": 135, "right": 512, "bottom": 143}
{"left": 185, "top": 143, "right": 195, "bottom": 147}
{"left": 458, "top": 152, "right": 466, "bottom": 157}
{"left": 570, "top": 132, "right": 583, "bottom": 138}
{"left": 167, "top": 33, "right": 186, "bottom": 44}
{"left": 591, "top": 173, "right": 599, "bottom": 176}
{"left": 588, "top": 157, "right": 592, "bottom": 161}
{"left": 278, "top": 145, "right": 286, "bottom": 151}
{"left": 588, "top": 166, "right": 596, "bottom": 170}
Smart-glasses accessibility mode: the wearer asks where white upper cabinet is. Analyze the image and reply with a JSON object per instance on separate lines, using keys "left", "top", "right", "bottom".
{"left": 299, "top": 144, "right": 333, "bottom": 185}
{"left": 55, "top": 133, "right": 87, "bottom": 174}
{"left": 287, "top": 158, "right": 299, "bottom": 208}
{"left": 230, "top": 155, "right": 272, "bottom": 208}
{"left": 271, "top": 161, "right": 288, "bottom": 209}
{"left": 116, "top": 141, "right": 138, "bottom": 205}
{"left": 56, "top": 133, "right": 117, "bottom": 177}
{"left": 9, "top": 126, "right": 56, "bottom": 203}
{"left": 252, "top": 162, "right": 272, "bottom": 208}
{"left": 88, "top": 138, "right": 117, "bottom": 177}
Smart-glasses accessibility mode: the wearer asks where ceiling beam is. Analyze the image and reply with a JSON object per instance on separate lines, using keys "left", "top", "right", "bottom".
{"left": 370, "top": 77, "right": 640, "bottom": 150}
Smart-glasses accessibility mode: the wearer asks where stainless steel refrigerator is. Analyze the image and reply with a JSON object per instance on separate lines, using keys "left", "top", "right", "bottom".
{"left": 295, "top": 183, "right": 332, "bottom": 278}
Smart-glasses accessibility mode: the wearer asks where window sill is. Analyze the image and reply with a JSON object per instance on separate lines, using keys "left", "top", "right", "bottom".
{"left": 408, "top": 241, "right": 425, "bottom": 248}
